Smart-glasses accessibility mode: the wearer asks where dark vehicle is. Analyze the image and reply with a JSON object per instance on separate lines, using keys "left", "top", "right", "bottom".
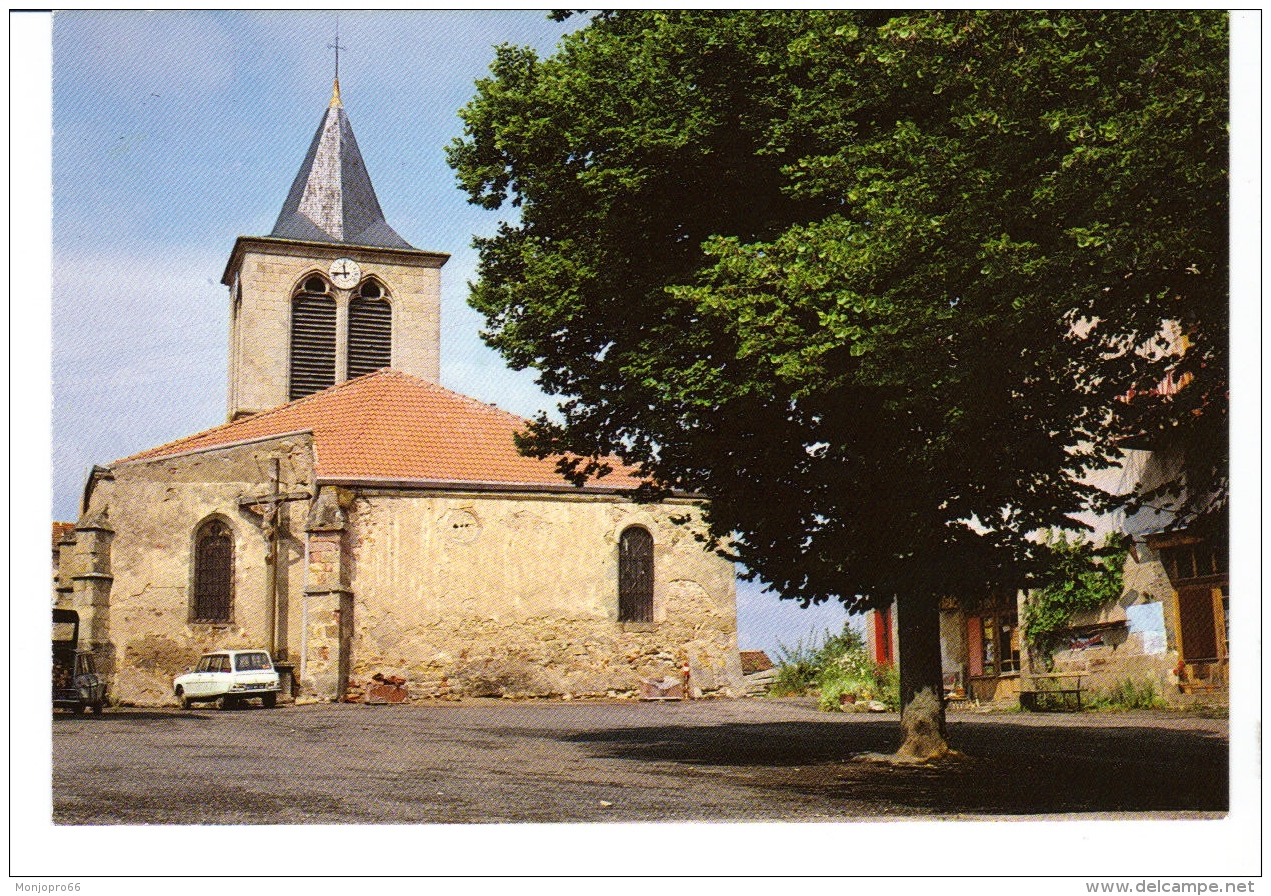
{"left": 53, "top": 609, "right": 106, "bottom": 714}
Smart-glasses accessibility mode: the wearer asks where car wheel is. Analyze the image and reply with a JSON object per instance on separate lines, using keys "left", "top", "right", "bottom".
{"left": 262, "top": 692, "right": 277, "bottom": 709}
{"left": 176, "top": 687, "right": 192, "bottom": 710}
{"left": 216, "top": 695, "right": 234, "bottom": 711}
{"left": 72, "top": 703, "right": 84, "bottom": 715}
{"left": 91, "top": 700, "right": 104, "bottom": 715}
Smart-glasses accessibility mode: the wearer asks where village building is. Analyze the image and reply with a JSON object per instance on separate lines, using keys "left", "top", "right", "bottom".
{"left": 51, "top": 522, "right": 75, "bottom": 603}
{"left": 863, "top": 316, "right": 1228, "bottom": 708}
{"left": 864, "top": 432, "right": 1227, "bottom": 705}
{"left": 865, "top": 593, "right": 1019, "bottom": 704}
{"left": 55, "top": 79, "right": 743, "bottom": 706}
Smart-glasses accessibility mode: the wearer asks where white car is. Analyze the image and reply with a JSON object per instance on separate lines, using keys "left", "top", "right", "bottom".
{"left": 174, "top": 650, "right": 281, "bottom": 710}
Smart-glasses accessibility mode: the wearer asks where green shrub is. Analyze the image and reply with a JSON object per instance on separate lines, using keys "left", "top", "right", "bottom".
{"left": 769, "top": 625, "right": 865, "bottom": 696}
{"left": 769, "top": 623, "right": 898, "bottom": 710}
{"left": 817, "top": 624, "right": 867, "bottom": 663}
{"left": 872, "top": 663, "right": 900, "bottom": 710}
{"left": 768, "top": 636, "right": 823, "bottom": 697}
{"left": 815, "top": 654, "right": 901, "bottom": 711}
{"left": 816, "top": 662, "right": 876, "bottom": 710}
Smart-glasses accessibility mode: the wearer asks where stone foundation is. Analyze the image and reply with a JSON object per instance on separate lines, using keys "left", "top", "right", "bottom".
{"left": 347, "top": 610, "right": 740, "bottom": 700}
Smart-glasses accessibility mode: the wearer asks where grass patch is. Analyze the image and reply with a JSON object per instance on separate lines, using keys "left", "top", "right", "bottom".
{"left": 1086, "top": 679, "right": 1169, "bottom": 711}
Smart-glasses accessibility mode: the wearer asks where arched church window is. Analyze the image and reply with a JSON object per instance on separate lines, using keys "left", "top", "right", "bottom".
{"left": 192, "top": 519, "right": 234, "bottom": 623}
{"left": 347, "top": 280, "right": 392, "bottom": 379}
{"left": 290, "top": 278, "right": 337, "bottom": 400}
{"left": 618, "top": 526, "right": 655, "bottom": 623}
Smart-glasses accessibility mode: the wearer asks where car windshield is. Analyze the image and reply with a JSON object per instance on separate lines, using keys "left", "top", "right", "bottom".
{"left": 234, "top": 652, "right": 272, "bottom": 672}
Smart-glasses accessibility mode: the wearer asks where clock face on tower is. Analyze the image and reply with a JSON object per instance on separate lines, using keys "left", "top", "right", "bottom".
{"left": 329, "top": 257, "right": 362, "bottom": 289}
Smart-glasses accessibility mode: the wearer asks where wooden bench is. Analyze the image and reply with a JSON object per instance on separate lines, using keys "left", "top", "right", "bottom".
{"left": 1019, "top": 672, "right": 1085, "bottom": 712}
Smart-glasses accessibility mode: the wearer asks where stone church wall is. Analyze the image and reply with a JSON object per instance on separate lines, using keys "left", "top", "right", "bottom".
{"left": 62, "top": 436, "right": 314, "bottom": 706}
{"left": 342, "top": 492, "right": 744, "bottom": 699}
{"left": 63, "top": 437, "right": 743, "bottom": 704}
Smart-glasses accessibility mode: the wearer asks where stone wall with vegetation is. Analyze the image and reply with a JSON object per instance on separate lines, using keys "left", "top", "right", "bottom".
{"left": 1025, "top": 533, "right": 1182, "bottom": 702}
{"left": 1045, "top": 549, "right": 1180, "bottom": 698}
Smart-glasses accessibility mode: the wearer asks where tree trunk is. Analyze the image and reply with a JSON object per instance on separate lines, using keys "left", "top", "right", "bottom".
{"left": 894, "top": 592, "right": 952, "bottom": 761}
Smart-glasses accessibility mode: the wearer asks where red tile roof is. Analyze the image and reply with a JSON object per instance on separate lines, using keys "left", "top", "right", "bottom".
{"left": 115, "top": 370, "right": 645, "bottom": 491}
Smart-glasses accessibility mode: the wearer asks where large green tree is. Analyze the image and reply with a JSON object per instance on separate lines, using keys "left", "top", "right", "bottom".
{"left": 448, "top": 10, "right": 1228, "bottom": 758}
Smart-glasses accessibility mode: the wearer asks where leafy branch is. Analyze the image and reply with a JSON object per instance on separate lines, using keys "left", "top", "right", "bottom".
{"left": 1025, "top": 531, "right": 1128, "bottom": 660}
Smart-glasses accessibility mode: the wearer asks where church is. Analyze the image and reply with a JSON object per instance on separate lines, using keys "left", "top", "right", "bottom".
{"left": 56, "top": 78, "right": 743, "bottom": 706}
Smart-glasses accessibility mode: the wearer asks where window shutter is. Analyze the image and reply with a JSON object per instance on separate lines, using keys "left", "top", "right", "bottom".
{"left": 872, "top": 606, "right": 893, "bottom": 666}
{"left": 967, "top": 616, "right": 983, "bottom": 677}
{"left": 347, "top": 297, "right": 392, "bottom": 378}
{"left": 1177, "top": 586, "right": 1218, "bottom": 662}
{"left": 290, "top": 293, "right": 337, "bottom": 399}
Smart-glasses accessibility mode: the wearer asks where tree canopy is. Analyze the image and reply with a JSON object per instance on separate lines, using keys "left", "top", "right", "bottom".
{"left": 448, "top": 10, "right": 1229, "bottom": 610}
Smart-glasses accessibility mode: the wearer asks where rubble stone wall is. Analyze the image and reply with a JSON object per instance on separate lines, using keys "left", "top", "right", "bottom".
{"left": 1045, "top": 547, "right": 1183, "bottom": 699}
{"left": 65, "top": 439, "right": 742, "bottom": 705}
{"left": 343, "top": 492, "right": 744, "bottom": 698}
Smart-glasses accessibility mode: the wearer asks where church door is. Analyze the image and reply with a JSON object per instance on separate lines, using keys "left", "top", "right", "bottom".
{"left": 618, "top": 527, "right": 654, "bottom": 623}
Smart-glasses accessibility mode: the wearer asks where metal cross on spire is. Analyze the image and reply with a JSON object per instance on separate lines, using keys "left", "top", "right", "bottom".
{"left": 328, "top": 15, "right": 346, "bottom": 106}
{"left": 328, "top": 15, "right": 345, "bottom": 82}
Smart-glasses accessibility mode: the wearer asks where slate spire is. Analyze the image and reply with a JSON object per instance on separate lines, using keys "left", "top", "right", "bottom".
{"left": 270, "top": 80, "right": 413, "bottom": 250}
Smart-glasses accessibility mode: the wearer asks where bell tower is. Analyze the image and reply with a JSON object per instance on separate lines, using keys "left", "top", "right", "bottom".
{"left": 220, "top": 78, "right": 448, "bottom": 420}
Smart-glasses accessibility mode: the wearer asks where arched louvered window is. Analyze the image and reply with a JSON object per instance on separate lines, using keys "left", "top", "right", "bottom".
{"left": 618, "top": 526, "right": 655, "bottom": 623}
{"left": 192, "top": 519, "right": 234, "bottom": 623}
{"left": 347, "top": 281, "right": 392, "bottom": 379}
{"left": 290, "top": 277, "right": 336, "bottom": 400}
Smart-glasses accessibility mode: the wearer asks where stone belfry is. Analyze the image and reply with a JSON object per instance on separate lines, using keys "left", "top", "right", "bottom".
{"left": 221, "top": 76, "right": 448, "bottom": 420}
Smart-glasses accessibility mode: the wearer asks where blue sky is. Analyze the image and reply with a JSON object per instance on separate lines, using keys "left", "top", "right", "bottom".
{"left": 48, "top": 9, "right": 851, "bottom": 657}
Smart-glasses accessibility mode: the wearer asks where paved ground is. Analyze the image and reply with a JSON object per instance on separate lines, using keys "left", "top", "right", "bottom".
{"left": 52, "top": 698, "right": 1228, "bottom": 824}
